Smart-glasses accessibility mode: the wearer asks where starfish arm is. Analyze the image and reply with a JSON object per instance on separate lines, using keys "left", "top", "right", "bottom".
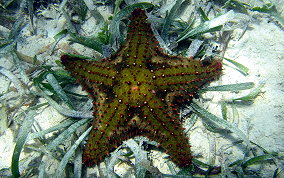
{"left": 141, "top": 99, "right": 192, "bottom": 167}
{"left": 61, "top": 55, "right": 117, "bottom": 97}
{"left": 153, "top": 58, "right": 222, "bottom": 92}
{"left": 114, "top": 9, "right": 160, "bottom": 67}
{"left": 83, "top": 98, "right": 127, "bottom": 166}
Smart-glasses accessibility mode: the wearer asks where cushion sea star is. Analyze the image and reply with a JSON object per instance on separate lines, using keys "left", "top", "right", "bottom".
{"left": 61, "top": 8, "right": 222, "bottom": 167}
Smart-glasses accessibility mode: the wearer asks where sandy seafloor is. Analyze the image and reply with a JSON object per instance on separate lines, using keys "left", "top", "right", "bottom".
{"left": 0, "top": 0, "right": 284, "bottom": 177}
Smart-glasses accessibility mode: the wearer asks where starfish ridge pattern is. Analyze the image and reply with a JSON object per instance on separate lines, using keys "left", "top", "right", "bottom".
{"left": 61, "top": 8, "right": 222, "bottom": 167}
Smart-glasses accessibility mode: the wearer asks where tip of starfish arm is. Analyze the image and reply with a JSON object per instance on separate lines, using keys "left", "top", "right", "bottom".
{"left": 132, "top": 8, "right": 145, "bottom": 15}
{"left": 61, "top": 55, "right": 79, "bottom": 62}
{"left": 179, "top": 157, "right": 192, "bottom": 167}
{"left": 60, "top": 55, "right": 68, "bottom": 63}
{"left": 83, "top": 154, "right": 99, "bottom": 167}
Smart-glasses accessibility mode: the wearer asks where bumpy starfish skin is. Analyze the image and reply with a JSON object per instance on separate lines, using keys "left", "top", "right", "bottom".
{"left": 61, "top": 8, "right": 222, "bottom": 167}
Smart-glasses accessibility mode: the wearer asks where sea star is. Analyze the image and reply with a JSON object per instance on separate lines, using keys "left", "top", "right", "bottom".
{"left": 61, "top": 8, "right": 222, "bottom": 167}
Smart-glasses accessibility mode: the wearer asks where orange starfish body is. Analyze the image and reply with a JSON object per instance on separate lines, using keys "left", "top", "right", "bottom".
{"left": 61, "top": 8, "right": 222, "bottom": 167}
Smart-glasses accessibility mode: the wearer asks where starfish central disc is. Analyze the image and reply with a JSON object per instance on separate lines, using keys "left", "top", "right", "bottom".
{"left": 114, "top": 69, "right": 153, "bottom": 105}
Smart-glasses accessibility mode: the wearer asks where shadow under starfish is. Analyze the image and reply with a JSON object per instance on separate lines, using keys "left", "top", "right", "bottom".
{"left": 61, "top": 8, "right": 222, "bottom": 168}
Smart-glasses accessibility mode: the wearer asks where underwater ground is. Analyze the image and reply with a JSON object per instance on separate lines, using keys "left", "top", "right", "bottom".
{"left": 0, "top": 0, "right": 283, "bottom": 177}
